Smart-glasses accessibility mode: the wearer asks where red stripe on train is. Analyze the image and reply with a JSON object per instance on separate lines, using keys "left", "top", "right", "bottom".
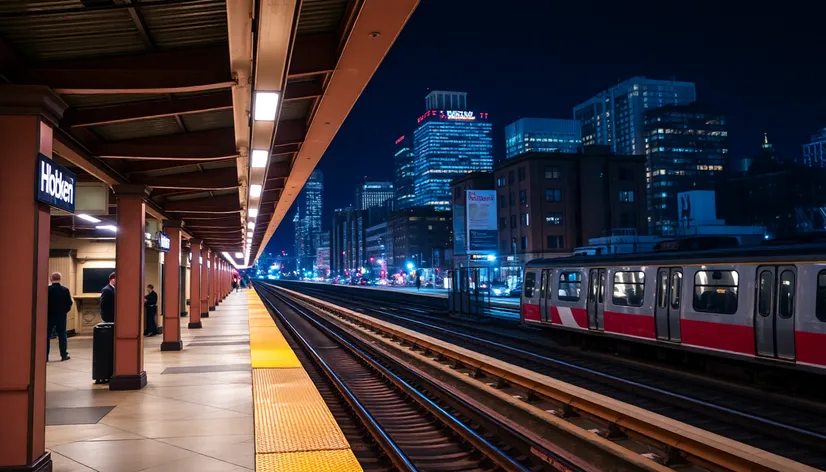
{"left": 522, "top": 303, "right": 540, "bottom": 321}
{"left": 603, "top": 311, "right": 656, "bottom": 338}
{"left": 796, "top": 331, "right": 826, "bottom": 366}
{"left": 681, "top": 318, "right": 754, "bottom": 355}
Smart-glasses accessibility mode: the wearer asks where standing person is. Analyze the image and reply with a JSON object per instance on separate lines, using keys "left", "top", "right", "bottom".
{"left": 144, "top": 284, "right": 158, "bottom": 336}
{"left": 47, "top": 272, "right": 73, "bottom": 361}
{"left": 100, "top": 272, "right": 116, "bottom": 323}
{"left": 232, "top": 278, "right": 237, "bottom": 293}
{"left": 415, "top": 274, "right": 421, "bottom": 291}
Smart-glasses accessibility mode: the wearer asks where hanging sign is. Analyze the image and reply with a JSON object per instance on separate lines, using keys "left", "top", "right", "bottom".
{"left": 36, "top": 153, "right": 76, "bottom": 213}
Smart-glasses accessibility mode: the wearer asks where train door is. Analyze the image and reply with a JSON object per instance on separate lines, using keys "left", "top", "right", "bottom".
{"left": 655, "top": 268, "right": 683, "bottom": 342}
{"left": 539, "top": 270, "right": 552, "bottom": 322}
{"left": 754, "top": 265, "right": 796, "bottom": 361}
{"left": 587, "top": 269, "right": 606, "bottom": 330}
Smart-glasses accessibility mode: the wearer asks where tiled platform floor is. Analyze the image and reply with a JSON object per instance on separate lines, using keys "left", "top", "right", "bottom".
{"left": 45, "top": 291, "right": 255, "bottom": 472}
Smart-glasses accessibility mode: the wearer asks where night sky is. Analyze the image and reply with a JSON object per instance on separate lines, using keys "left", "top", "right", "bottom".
{"left": 266, "top": 0, "right": 826, "bottom": 255}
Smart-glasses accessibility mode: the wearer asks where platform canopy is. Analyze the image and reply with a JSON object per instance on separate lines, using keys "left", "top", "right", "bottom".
{"left": 0, "top": 0, "right": 418, "bottom": 265}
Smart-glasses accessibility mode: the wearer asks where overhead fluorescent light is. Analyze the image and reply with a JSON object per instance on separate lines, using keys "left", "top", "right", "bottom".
{"left": 251, "top": 150, "right": 269, "bottom": 168}
{"left": 77, "top": 214, "right": 101, "bottom": 224}
{"left": 96, "top": 225, "right": 117, "bottom": 233}
{"left": 253, "top": 92, "right": 279, "bottom": 121}
{"left": 250, "top": 184, "right": 262, "bottom": 197}
{"left": 248, "top": 208, "right": 258, "bottom": 218}
{"left": 247, "top": 222, "right": 255, "bottom": 229}
{"left": 235, "top": 252, "right": 243, "bottom": 258}
{"left": 247, "top": 231, "right": 253, "bottom": 237}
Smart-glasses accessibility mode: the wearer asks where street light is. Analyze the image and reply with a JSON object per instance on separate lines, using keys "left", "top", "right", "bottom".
{"left": 406, "top": 262, "right": 414, "bottom": 270}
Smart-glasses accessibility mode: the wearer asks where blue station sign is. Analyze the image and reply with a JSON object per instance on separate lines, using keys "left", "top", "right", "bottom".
{"left": 36, "top": 153, "right": 75, "bottom": 213}
{"left": 157, "top": 232, "right": 171, "bottom": 252}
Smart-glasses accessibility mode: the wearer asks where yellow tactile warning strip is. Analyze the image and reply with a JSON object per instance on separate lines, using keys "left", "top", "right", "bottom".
{"left": 247, "top": 289, "right": 362, "bottom": 472}
{"left": 253, "top": 369, "right": 351, "bottom": 452}
{"left": 256, "top": 450, "right": 363, "bottom": 472}
{"left": 247, "top": 294, "right": 301, "bottom": 368}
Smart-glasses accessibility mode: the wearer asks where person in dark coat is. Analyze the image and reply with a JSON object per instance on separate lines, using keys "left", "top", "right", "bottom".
{"left": 144, "top": 284, "right": 158, "bottom": 336}
{"left": 100, "top": 272, "right": 116, "bottom": 323}
{"left": 47, "top": 272, "right": 73, "bottom": 361}
{"left": 415, "top": 274, "right": 422, "bottom": 291}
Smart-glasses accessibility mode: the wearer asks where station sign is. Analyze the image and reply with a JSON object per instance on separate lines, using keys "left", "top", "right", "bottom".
{"left": 156, "top": 232, "right": 171, "bottom": 252}
{"left": 36, "top": 153, "right": 75, "bottom": 213}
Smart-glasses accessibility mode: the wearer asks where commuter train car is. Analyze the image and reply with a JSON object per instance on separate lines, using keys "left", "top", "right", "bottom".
{"left": 521, "top": 243, "right": 826, "bottom": 372}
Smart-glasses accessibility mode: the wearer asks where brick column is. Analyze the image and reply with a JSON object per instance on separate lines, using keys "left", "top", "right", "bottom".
{"left": 0, "top": 85, "right": 66, "bottom": 472}
{"left": 200, "top": 247, "right": 210, "bottom": 319}
{"left": 110, "top": 185, "right": 149, "bottom": 391}
{"left": 209, "top": 251, "right": 216, "bottom": 311}
{"left": 188, "top": 240, "right": 203, "bottom": 329}
{"left": 161, "top": 221, "right": 184, "bottom": 351}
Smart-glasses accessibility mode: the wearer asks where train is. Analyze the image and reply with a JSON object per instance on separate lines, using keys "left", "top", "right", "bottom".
{"left": 519, "top": 242, "right": 826, "bottom": 373}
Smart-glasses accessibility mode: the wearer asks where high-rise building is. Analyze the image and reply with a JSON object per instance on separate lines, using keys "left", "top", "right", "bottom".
{"left": 644, "top": 103, "right": 728, "bottom": 236}
{"left": 574, "top": 77, "right": 696, "bottom": 155}
{"left": 394, "top": 135, "right": 416, "bottom": 210}
{"left": 802, "top": 128, "right": 826, "bottom": 168}
{"left": 294, "top": 170, "right": 323, "bottom": 270}
{"left": 414, "top": 91, "right": 493, "bottom": 210}
{"left": 355, "top": 180, "right": 394, "bottom": 210}
{"left": 505, "top": 118, "right": 582, "bottom": 159}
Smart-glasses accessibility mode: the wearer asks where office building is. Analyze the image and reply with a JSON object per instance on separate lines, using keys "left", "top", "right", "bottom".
{"left": 394, "top": 135, "right": 416, "bottom": 210}
{"left": 388, "top": 207, "right": 453, "bottom": 277}
{"left": 413, "top": 91, "right": 493, "bottom": 210}
{"left": 574, "top": 77, "right": 696, "bottom": 155}
{"left": 644, "top": 103, "right": 728, "bottom": 236}
{"left": 803, "top": 128, "right": 826, "bottom": 168}
{"left": 494, "top": 147, "right": 647, "bottom": 267}
{"left": 505, "top": 118, "right": 582, "bottom": 158}
{"left": 316, "top": 232, "right": 330, "bottom": 274}
{"left": 365, "top": 221, "right": 393, "bottom": 276}
{"left": 293, "top": 170, "right": 323, "bottom": 270}
{"left": 355, "top": 180, "right": 394, "bottom": 210}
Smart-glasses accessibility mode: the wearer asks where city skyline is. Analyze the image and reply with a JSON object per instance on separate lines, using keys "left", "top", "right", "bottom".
{"left": 267, "top": 0, "right": 824, "bottom": 254}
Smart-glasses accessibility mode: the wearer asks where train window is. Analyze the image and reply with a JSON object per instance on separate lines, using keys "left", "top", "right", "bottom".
{"left": 558, "top": 271, "right": 582, "bottom": 301}
{"left": 670, "top": 272, "right": 682, "bottom": 309}
{"left": 693, "top": 270, "right": 738, "bottom": 315}
{"left": 757, "top": 271, "right": 772, "bottom": 317}
{"left": 524, "top": 272, "right": 536, "bottom": 298}
{"left": 613, "top": 271, "right": 645, "bottom": 307}
{"left": 778, "top": 271, "right": 795, "bottom": 319}
{"left": 657, "top": 271, "right": 668, "bottom": 309}
{"left": 817, "top": 271, "right": 826, "bottom": 322}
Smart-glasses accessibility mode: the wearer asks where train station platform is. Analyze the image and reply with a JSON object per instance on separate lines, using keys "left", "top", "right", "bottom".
{"left": 44, "top": 288, "right": 360, "bottom": 472}
{"left": 45, "top": 292, "right": 254, "bottom": 472}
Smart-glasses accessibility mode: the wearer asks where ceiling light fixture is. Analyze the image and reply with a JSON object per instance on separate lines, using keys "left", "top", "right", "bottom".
{"left": 253, "top": 91, "right": 279, "bottom": 121}
{"left": 247, "top": 222, "right": 255, "bottom": 229}
{"left": 248, "top": 208, "right": 258, "bottom": 218}
{"left": 77, "top": 214, "right": 101, "bottom": 223}
{"left": 250, "top": 184, "right": 262, "bottom": 197}
{"left": 96, "top": 225, "right": 117, "bottom": 233}
{"left": 251, "top": 150, "right": 269, "bottom": 168}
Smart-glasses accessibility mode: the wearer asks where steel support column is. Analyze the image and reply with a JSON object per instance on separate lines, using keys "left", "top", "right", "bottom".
{"left": 209, "top": 251, "right": 216, "bottom": 311}
{"left": 111, "top": 184, "right": 150, "bottom": 391}
{"left": 0, "top": 85, "right": 65, "bottom": 472}
{"left": 188, "top": 240, "right": 203, "bottom": 329}
{"left": 200, "top": 247, "right": 210, "bottom": 318}
{"left": 161, "top": 221, "right": 184, "bottom": 351}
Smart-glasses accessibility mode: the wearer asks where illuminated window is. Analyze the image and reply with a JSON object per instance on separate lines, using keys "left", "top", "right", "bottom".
{"left": 619, "top": 190, "right": 635, "bottom": 203}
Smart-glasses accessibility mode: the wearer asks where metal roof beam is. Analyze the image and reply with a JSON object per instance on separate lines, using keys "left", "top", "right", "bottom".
{"left": 284, "top": 81, "right": 323, "bottom": 101}
{"left": 132, "top": 168, "right": 239, "bottom": 189}
{"left": 273, "top": 119, "right": 306, "bottom": 146}
{"left": 14, "top": 46, "right": 233, "bottom": 94}
{"left": 118, "top": 157, "right": 235, "bottom": 174}
{"left": 64, "top": 91, "right": 233, "bottom": 127}
{"left": 164, "top": 194, "right": 242, "bottom": 213}
{"left": 288, "top": 33, "right": 338, "bottom": 78}
{"left": 117, "top": 0, "right": 155, "bottom": 50}
{"left": 91, "top": 128, "right": 237, "bottom": 160}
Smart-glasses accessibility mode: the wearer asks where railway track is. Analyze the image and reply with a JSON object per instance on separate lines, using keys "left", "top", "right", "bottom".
{"left": 268, "top": 281, "right": 826, "bottom": 471}
{"left": 256, "top": 285, "right": 567, "bottom": 472}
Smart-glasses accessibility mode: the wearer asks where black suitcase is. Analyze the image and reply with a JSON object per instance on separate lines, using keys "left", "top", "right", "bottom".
{"left": 93, "top": 322, "right": 114, "bottom": 384}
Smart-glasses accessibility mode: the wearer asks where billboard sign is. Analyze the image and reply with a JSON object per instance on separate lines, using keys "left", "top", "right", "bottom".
{"left": 466, "top": 190, "right": 497, "bottom": 254}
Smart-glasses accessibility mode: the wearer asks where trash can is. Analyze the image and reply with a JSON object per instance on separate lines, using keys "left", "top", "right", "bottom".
{"left": 92, "top": 322, "right": 114, "bottom": 384}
